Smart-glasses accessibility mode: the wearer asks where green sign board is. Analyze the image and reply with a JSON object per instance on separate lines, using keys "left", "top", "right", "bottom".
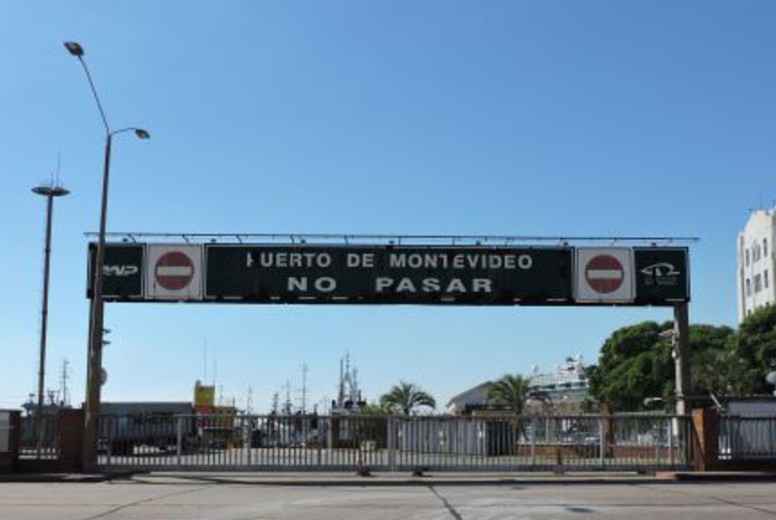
{"left": 633, "top": 247, "right": 690, "bottom": 305}
{"left": 205, "top": 245, "right": 574, "bottom": 305}
{"left": 87, "top": 243, "right": 144, "bottom": 299}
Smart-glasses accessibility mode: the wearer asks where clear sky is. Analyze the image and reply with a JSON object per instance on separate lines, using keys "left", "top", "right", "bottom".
{"left": 2, "top": 1, "right": 775, "bottom": 413}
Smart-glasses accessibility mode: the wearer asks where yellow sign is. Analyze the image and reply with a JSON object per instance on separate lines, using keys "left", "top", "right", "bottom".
{"left": 194, "top": 381, "right": 215, "bottom": 408}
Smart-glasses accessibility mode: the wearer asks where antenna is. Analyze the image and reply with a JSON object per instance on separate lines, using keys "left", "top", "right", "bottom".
{"left": 301, "top": 363, "right": 308, "bottom": 414}
{"left": 55, "top": 153, "right": 62, "bottom": 186}
{"left": 246, "top": 386, "right": 253, "bottom": 415}
{"left": 283, "top": 379, "right": 292, "bottom": 415}
{"left": 59, "top": 359, "right": 70, "bottom": 407}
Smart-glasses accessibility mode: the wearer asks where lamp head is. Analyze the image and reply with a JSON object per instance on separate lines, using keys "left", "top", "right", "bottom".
{"left": 63, "top": 41, "right": 84, "bottom": 57}
{"left": 134, "top": 128, "right": 150, "bottom": 139}
{"left": 658, "top": 329, "right": 676, "bottom": 340}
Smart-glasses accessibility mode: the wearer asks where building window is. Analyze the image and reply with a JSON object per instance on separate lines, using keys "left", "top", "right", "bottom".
{"left": 755, "top": 274, "right": 762, "bottom": 293}
{"left": 766, "top": 270, "right": 770, "bottom": 289}
{"left": 746, "top": 278, "right": 751, "bottom": 296}
{"left": 746, "top": 249, "right": 750, "bottom": 266}
{"left": 765, "top": 238, "right": 769, "bottom": 258}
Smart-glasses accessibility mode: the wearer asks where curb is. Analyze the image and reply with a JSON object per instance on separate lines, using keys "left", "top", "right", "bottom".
{"left": 0, "top": 473, "right": 109, "bottom": 483}
{"left": 655, "top": 471, "right": 776, "bottom": 482}
{"left": 2, "top": 471, "right": 776, "bottom": 485}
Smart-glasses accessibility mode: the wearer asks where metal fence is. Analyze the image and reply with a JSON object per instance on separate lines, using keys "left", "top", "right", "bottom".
{"left": 719, "top": 415, "right": 776, "bottom": 461}
{"left": 19, "top": 415, "right": 59, "bottom": 460}
{"left": 97, "top": 413, "right": 694, "bottom": 472}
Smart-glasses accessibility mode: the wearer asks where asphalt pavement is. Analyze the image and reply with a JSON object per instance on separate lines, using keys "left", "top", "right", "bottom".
{"left": 2, "top": 478, "right": 776, "bottom": 519}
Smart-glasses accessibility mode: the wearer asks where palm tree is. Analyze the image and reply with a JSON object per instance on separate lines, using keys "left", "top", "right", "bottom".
{"left": 486, "top": 374, "right": 550, "bottom": 449}
{"left": 485, "top": 374, "right": 548, "bottom": 415}
{"left": 379, "top": 381, "right": 436, "bottom": 415}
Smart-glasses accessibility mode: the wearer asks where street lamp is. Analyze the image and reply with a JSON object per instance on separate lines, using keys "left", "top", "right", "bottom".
{"left": 31, "top": 181, "right": 69, "bottom": 456}
{"left": 766, "top": 371, "right": 776, "bottom": 396}
{"left": 64, "top": 41, "right": 149, "bottom": 471}
{"left": 659, "top": 320, "right": 690, "bottom": 417}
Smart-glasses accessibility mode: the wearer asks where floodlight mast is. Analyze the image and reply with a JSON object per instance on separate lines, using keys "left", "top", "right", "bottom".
{"left": 31, "top": 182, "right": 69, "bottom": 457}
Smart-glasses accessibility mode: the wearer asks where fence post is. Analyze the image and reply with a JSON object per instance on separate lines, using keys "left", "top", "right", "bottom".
{"left": 387, "top": 416, "right": 397, "bottom": 472}
{"left": 176, "top": 416, "right": 183, "bottom": 467}
{"left": 530, "top": 416, "right": 536, "bottom": 467}
{"left": 317, "top": 418, "right": 323, "bottom": 468}
{"left": 601, "top": 404, "right": 614, "bottom": 460}
{"left": 667, "top": 416, "right": 674, "bottom": 467}
{"left": 244, "top": 417, "right": 251, "bottom": 467}
{"left": 0, "top": 410, "right": 21, "bottom": 473}
{"left": 57, "top": 409, "right": 84, "bottom": 472}
{"left": 598, "top": 416, "right": 605, "bottom": 468}
{"left": 692, "top": 408, "right": 719, "bottom": 471}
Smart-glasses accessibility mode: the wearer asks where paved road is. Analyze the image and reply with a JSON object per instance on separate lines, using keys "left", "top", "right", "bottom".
{"left": 2, "top": 481, "right": 776, "bottom": 519}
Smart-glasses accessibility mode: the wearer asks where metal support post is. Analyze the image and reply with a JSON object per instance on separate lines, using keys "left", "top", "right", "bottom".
{"left": 673, "top": 302, "right": 691, "bottom": 416}
{"left": 83, "top": 134, "right": 112, "bottom": 471}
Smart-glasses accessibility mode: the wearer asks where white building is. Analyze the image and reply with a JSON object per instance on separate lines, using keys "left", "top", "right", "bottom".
{"left": 738, "top": 208, "right": 776, "bottom": 321}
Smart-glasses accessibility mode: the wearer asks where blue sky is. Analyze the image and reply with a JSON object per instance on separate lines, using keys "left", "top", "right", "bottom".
{"left": 2, "top": 1, "right": 775, "bottom": 413}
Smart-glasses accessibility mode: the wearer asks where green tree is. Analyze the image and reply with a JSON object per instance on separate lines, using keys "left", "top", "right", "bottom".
{"left": 588, "top": 321, "right": 734, "bottom": 411}
{"left": 588, "top": 321, "right": 672, "bottom": 411}
{"left": 485, "top": 374, "right": 549, "bottom": 415}
{"left": 692, "top": 343, "right": 758, "bottom": 397}
{"left": 735, "top": 304, "right": 776, "bottom": 393}
{"left": 485, "top": 374, "right": 548, "bottom": 450}
{"left": 358, "top": 401, "right": 394, "bottom": 416}
{"left": 379, "top": 381, "right": 436, "bottom": 416}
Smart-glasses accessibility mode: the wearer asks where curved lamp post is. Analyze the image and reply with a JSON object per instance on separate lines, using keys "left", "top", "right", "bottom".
{"left": 64, "top": 41, "right": 149, "bottom": 471}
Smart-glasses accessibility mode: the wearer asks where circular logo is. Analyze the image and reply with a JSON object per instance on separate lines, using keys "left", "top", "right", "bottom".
{"left": 585, "top": 255, "right": 624, "bottom": 294}
{"left": 155, "top": 251, "right": 195, "bottom": 291}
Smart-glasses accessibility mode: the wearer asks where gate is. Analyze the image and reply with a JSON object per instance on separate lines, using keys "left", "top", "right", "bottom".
{"left": 97, "top": 412, "right": 694, "bottom": 473}
{"left": 719, "top": 415, "right": 776, "bottom": 461}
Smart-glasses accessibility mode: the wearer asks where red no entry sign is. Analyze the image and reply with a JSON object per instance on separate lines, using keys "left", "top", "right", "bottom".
{"left": 155, "top": 251, "right": 194, "bottom": 291}
{"left": 585, "top": 255, "right": 624, "bottom": 294}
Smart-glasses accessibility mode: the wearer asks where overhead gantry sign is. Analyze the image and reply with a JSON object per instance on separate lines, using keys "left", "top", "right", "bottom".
{"left": 88, "top": 243, "right": 689, "bottom": 306}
